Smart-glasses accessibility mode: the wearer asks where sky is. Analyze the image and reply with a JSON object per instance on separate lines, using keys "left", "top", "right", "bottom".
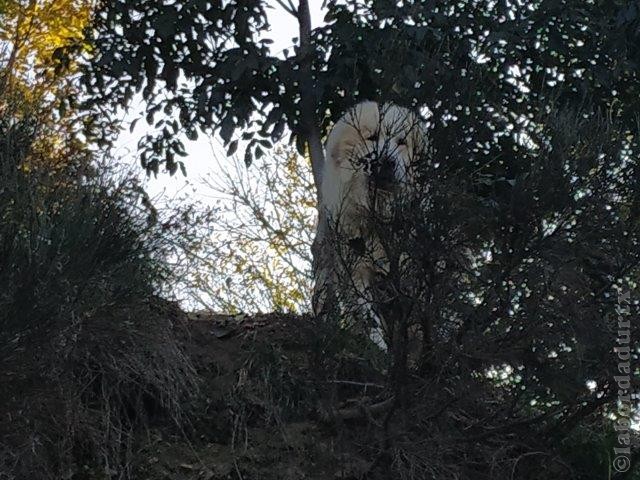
{"left": 114, "top": 0, "right": 326, "bottom": 205}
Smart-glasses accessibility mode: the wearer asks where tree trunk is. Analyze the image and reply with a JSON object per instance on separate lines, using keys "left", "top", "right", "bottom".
{"left": 297, "top": 0, "right": 324, "bottom": 203}
{"left": 295, "top": 0, "right": 335, "bottom": 314}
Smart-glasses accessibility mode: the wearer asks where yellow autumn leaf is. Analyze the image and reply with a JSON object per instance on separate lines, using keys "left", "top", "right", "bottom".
{"left": 1, "top": 0, "right": 92, "bottom": 77}
{"left": 1, "top": 0, "right": 96, "bottom": 174}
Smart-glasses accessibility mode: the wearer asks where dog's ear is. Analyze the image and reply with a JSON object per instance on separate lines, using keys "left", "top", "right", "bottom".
{"left": 325, "top": 102, "right": 381, "bottom": 167}
{"left": 325, "top": 121, "right": 351, "bottom": 167}
{"left": 325, "top": 121, "right": 366, "bottom": 167}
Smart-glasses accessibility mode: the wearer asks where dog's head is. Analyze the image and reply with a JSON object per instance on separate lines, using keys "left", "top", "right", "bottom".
{"left": 325, "top": 102, "right": 426, "bottom": 192}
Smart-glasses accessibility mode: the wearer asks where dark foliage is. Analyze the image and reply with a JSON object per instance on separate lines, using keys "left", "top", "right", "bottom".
{"left": 358, "top": 103, "right": 640, "bottom": 477}
{"left": 0, "top": 99, "right": 198, "bottom": 479}
{"left": 74, "top": 0, "right": 640, "bottom": 478}
{"left": 79, "top": 0, "right": 639, "bottom": 175}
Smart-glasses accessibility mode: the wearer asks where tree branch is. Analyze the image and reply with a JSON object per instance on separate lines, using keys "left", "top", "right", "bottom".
{"left": 318, "top": 397, "right": 395, "bottom": 423}
{"left": 273, "top": 0, "right": 297, "bottom": 17}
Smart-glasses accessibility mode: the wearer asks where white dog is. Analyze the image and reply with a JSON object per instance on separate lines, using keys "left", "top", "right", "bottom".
{"left": 313, "top": 101, "right": 427, "bottom": 347}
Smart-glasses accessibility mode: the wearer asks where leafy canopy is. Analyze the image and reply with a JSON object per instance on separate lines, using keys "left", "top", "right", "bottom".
{"left": 80, "top": 0, "right": 639, "bottom": 178}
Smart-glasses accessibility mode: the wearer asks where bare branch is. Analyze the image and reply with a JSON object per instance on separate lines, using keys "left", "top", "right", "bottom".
{"left": 276, "top": 0, "right": 298, "bottom": 17}
{"left": 273, "top": 0, "right": 297, "bottom": 16}
{"left": 318, "top": 397, "right": 395, "bottom": 423}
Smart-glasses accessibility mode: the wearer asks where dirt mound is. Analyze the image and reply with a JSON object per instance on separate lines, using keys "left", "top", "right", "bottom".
{"left": 135, "top": 311, "right": 383, "bottom": 480}
{"left": 4, "top": 306, "right": 627, "bottom": 479}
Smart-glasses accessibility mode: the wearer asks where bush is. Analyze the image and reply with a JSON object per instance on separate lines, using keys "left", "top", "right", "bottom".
{"left": 0, "top": 110, "right": 198, "bottom": 479}
{"left": 320, "top": 102, "right": 640, "bottom": 478}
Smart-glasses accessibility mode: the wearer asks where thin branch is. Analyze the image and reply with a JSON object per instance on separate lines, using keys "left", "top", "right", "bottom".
{"left": 322, "top": 380, "right": 386, "bottom": 389}
{"left": 273, "top": 0, "right": 297, "bottom": 17}
{"left": 318, "top": 397, "right": 395, "bottom": 423}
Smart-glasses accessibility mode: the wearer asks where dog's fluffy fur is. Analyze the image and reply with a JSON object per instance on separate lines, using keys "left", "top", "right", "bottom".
{"left": 313, "top": 101, "right": 427, "bottom": 347}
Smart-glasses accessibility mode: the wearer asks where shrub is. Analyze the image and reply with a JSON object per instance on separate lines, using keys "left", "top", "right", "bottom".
{"left": 0, "top": 109, "right": 198, "bottom": 479}
{"left": 323, "top": 103, "right": 640, "bottom": 478}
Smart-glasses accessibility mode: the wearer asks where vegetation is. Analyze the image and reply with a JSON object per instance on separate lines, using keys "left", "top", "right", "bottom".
{"left": 80, "top": 0, "right": 640, "bottom": 477}
{"left": 168, "top": 145, "right": 315, "bottom": 313}
{"left": 0, "top": 90, "right": 199, "bottom": 478}
{"left": 0, "top": 0, "right": 639, "bottom": 479}
{"left": 0, "top": 4, "right": 197, "bottom": 477}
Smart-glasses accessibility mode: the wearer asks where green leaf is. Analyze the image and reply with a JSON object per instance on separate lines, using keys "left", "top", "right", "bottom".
{"left": 243, "top": 146, "right": 253, "bottom": 166}
{"left": 185, "top": 128, "right": 198, "bottom": 141}
{"left": 227, "top": 140, "right": 238, "bottom": 156}
{"left": 155, "top": 12, "right": 177, "bottom": 40}
{"left": 220, "top": 115, "right": 235, "bottom": 144}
